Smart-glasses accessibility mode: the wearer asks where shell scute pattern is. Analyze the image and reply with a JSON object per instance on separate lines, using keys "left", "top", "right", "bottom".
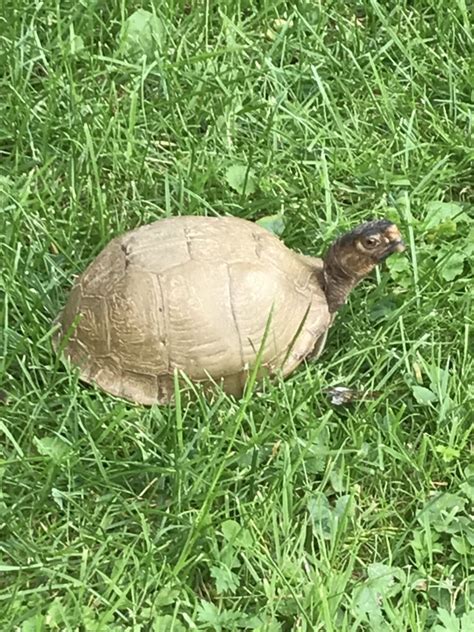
{"left": 56, "top": 216, "right": 331, "bottom": 404}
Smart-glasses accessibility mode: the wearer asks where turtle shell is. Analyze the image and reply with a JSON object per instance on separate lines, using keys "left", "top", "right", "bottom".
{"left": 55, "top": 216, "right": 331, "bottom": 404}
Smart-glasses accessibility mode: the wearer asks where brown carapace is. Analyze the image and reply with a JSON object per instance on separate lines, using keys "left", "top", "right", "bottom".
{"left": 54, "top": 216, "right": 404, "bottom": 405}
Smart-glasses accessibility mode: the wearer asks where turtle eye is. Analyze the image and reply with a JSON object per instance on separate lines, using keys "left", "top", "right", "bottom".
{"left": 363, "top": 236, "right": 379, "bottom": 249}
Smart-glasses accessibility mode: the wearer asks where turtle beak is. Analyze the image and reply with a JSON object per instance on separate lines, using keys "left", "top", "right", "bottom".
{"left": 384, "top": 224, "right": 405, "bottom": 254}
{"left": 391, "top": 240, "right": 405, "bottom": 253}
{"left": 378, "top": 240, "right": 405, "bottom": 262}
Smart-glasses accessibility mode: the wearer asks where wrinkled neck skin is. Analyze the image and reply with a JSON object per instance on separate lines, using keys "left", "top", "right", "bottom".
{"left": 323, "top": 245, "right": 374, "bottom": 313}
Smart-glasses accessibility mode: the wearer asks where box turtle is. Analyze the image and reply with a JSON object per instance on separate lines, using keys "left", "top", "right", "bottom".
{"left": 54, "top": 216, "right": 404, "bottom": 405}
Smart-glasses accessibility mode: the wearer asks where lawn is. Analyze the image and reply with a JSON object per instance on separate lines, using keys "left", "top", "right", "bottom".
{"left": 0, "top": 0, "right": 473, "bottom": 630}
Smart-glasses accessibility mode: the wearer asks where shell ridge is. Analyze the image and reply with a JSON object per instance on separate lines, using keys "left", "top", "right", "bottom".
{"left": 151, "top": 272, "right": 170, "bottom": 375}
{"left": 226, "top": 263, "right": 245, "bottom": 375}
{"left": 183, "top": 227, "right": 193, "bottom": 260}
{"left": 252, "top": 232, "right": 263, "bottom": 258}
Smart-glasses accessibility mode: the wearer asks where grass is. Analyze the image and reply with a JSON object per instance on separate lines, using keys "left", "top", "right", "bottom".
{"left": 0, "top": 0, "right": 473, "bottom": 629}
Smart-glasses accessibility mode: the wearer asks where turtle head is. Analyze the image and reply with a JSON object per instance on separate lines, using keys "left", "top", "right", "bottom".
{"left": 323, "top": 219, "right": 405, "bottom": 313}
{"left": 335, "top": 219, "right": 405, "bottom": 271}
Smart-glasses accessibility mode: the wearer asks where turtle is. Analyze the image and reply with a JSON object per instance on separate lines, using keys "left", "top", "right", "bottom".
{"left": 54, "top": 216, "right": 405, "bottom": 405}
